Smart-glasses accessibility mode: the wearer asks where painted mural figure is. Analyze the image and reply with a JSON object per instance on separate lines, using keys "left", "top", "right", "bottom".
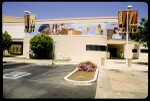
{"left": 96, "top": 24, "right": 103, "bottom": 35}
{"left": 38, "top": 24, "right": 51, "bottom": 35}
{"left": 112, "top": 27, "right": 122, "bottom": 39}
{"left": 52, "top": 24, "right": 59, "bottom": 35}
{"left": 86, "top": 27, "right": 91, "bottom": 35}
{"left": 123, "top": 31, "right": 132, "bottom": 40}
{"left": 58, "top": 24, "right": 68, "bottom": 35}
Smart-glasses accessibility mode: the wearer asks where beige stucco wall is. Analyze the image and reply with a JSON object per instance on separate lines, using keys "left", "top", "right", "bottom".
{"left": 51, "top": 35, "right": 107, "bottom": 65}
{"left": 139, "top": 46, "right": 148, "bottom": 62}
{"left": 23, "top": 35, "right": 140, "bottom": 65}
{"left": 124, "top": 43, "right": 134, "bottom": 59}
{"left": 132, "top": 44, "right": 140, "bottom": 59}
{"left": 3, "top": 23, "right": 25, "bottom": 39}
{"left": 124, "top": 43, "right": 140, "bottom": 59}
{"left": 23, "top": 35, "right": 107, "bottom": 66}
{"left": 139, "top": 53, "right": 148, "bottom": 62}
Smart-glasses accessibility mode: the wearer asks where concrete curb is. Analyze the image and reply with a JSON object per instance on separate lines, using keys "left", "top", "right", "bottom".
{"left": 3, "top": 58, "right": 78, "bottom": 66}
{"left": 64, "top": 66, "right": 100, "bottom": 85}
{"left": 3, "top": 59, "right": 50, "bottom": 66}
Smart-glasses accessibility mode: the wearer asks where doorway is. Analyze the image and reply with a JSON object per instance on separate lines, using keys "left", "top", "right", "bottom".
{"left": 107, "top": 44, "right": 124, "bottom": 59}
{"left": 108, "top": 48, "right": 117, "bottom": 59}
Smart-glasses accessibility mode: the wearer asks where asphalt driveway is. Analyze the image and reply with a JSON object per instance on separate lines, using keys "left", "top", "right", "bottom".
{"left": 3, "top": 62, "right": 97, "bottom": 98}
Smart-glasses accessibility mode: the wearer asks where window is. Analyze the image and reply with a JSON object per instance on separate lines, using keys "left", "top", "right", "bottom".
{"left": 132, "top": 49, "right": 137, "bottom": 53}
{"left": 141, "top": 49, "right": 148, "bottom": 53}
{"left": 8, "top": 42, "right": 23, "bottom": 55}
{"left": 86, "top": 45, "right": 92, "bottom": 51}
{"left": 86, "top": 45, "right": 106, "bottom": 51}
{"left": 92, "top": 45, "right": 97, "bottom": 50}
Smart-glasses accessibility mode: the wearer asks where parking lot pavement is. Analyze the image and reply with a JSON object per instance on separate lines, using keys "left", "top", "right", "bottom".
{"left": 3, "top": 62, "right": 31, "bottom": 69}
{"left": 3, "top": 63, "right": 97, "bottom": 98}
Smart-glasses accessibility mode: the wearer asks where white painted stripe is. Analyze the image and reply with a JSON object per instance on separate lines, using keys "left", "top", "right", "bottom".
{"left": 3, "top": 72, "right": 31, "bottom": 79}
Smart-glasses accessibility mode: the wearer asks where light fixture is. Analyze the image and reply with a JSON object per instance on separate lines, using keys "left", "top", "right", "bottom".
{"left": 127, "top": 5, "right": 132, "bottom": 10}
{"left": 24, "top": 11, "right": 31, "bottom": 15}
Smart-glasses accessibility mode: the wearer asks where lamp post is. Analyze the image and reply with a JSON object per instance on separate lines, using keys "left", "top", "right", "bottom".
{"left": 126, "top": 5, "right": 132, "bottom": 65}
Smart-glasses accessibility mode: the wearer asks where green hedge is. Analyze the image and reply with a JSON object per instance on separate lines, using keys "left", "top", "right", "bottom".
{"left": 30, "top": 34, "right": 54, "bottom": 59}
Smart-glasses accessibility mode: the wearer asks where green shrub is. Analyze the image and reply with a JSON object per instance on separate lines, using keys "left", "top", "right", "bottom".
{"left": 30, "top": 34, "right": 54, "bottom": 59}
{"left": 2, "top": 31, "right": 13, "bottom": 51}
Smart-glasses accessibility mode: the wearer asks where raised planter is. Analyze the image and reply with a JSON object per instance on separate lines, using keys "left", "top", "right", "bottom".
{"left": 64, "top": 66, "right": 99, "bottom": 85}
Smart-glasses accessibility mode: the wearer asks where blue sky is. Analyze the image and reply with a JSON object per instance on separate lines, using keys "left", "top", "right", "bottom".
{"left": 2, "top": 2, "right": 148, "bottom": 21}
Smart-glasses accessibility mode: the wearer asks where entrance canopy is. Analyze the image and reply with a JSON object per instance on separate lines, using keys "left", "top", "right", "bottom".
{"left": 107, "top": 39, "right": 139, "bottom": 45}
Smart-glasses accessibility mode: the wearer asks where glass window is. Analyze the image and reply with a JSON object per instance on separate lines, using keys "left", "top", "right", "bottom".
{"left": 132, "top": 49, "right": 137, "bottom": 53}
{"left": 86, "top": 45, "right": 92, "bottom": 51}
{"left": 86, "top": 45, "right": 106, "bottom": 51}
{"left": 141, "top": 49, "right": 148, "bottom": 53}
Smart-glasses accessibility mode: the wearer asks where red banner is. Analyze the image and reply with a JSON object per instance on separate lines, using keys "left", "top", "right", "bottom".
{"left": 24, "top": 15, "right": 29, "bottom": 33}
{"left": 118, "top": 10, "right": 138, "bottom": 28}
{"left": 118, "top": 10, "right": 138, "bottom": 33}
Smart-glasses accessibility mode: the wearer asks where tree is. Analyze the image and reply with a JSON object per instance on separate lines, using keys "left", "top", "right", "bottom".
{"left": 131, "top": 18, "right": 148, "bottom": 47}
{"left": 2, "top": 31, "right": 13, "bottom": 53}
{"left": 30, "top": 34, "right": 54, "bottom": 59}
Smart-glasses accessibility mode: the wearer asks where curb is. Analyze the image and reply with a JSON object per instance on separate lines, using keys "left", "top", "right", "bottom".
{"left": 3, "top": 59, "right": 51, "bottom": 66}
{"left": 3, "top": 59, "right": 78, "bottom": 66}
{"left": 64, "top": 66, "right": 100, "bottom": 85}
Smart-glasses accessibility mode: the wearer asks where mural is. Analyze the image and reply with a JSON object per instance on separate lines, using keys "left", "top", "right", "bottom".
{"left": 30, "top": 22, "right": 130, "bottom": 39}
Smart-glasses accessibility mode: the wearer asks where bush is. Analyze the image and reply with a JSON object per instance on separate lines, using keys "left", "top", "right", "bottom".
{"left": 77, "top": 61, "right": 97, "bottom": 72}
{"left": 30, "top": 34, "right": 54, "bottom": 59}
{"left": 2, "top": 31, "right": 13, "bottom": 51}
{"left": 131, "top": 18, "right": 148, "bottom": 47}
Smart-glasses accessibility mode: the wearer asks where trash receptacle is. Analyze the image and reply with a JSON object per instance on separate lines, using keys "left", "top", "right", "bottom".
{"left": 101, "top": 58, "right": 105, "bottom": 66}
{"left": 128, "top": 58, "right": 132, "bottom": 67}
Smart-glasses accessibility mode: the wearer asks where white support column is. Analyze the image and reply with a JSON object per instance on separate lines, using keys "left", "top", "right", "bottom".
{"left": 23, "top": 34, "right": 30, "bottom": 58}
{"left": 126, "top": 10, "right": 129, "bottom": 65}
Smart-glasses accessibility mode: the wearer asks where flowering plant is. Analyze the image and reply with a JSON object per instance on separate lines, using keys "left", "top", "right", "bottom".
{"left": 77, "top": 61, "right": 97, "bottom": 72}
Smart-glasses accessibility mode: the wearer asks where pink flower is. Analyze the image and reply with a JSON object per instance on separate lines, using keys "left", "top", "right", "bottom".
{"left": 77, "top": 61, "right": 97, "bottom": 72}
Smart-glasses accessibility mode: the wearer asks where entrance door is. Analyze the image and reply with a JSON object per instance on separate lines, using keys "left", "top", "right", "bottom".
{"left": 109, "top": 48, "right": 117, "bottom": 59}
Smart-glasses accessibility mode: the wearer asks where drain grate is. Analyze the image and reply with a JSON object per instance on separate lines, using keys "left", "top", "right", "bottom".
{"left": 3, "top": 71, "right": 31, "bottom": 79}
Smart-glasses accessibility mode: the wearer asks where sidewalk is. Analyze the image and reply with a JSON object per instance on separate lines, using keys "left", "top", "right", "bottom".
{"left": 95, "top": 59, "right": 148, "bottom": 99}
{"left": 3, "top": 56, "right": 78, "bottom": 66}
{"left": 95, "top": 68, "right": 148, "bottom": 99}
{"left": 102, "top": 59, "right": 148, "bottom": 72}
{"left": 3, "top": 57, "right": 148, "bottom": 71}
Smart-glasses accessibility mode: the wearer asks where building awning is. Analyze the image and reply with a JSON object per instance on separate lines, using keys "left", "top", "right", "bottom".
{"left": 12, "top": 38, "right": 23, "bottom": 42}
{"left": 107, "top": 39, "right": 140, "bottom": 45}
